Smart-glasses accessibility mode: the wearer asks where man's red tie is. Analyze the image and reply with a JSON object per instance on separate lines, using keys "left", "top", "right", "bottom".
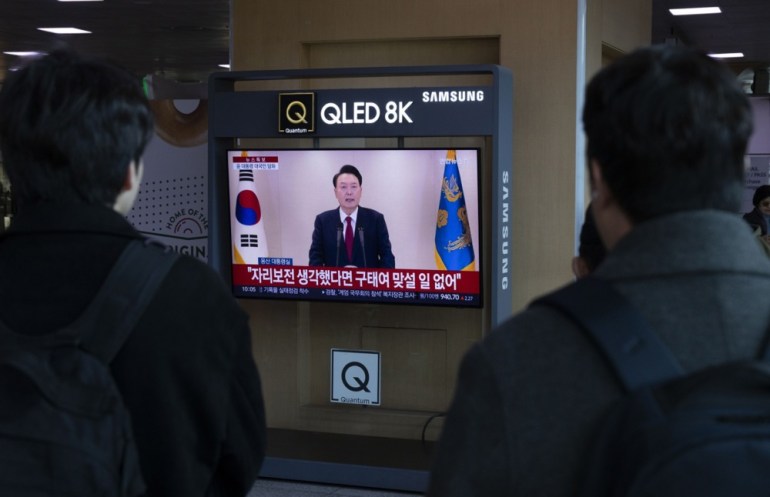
{"left": 345, "top": 216, "right": 354, "bottom": 261}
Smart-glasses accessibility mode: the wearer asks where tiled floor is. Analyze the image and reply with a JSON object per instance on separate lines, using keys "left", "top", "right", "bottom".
{"left": 248, "top": 479, "right": 422, "bottom": 497}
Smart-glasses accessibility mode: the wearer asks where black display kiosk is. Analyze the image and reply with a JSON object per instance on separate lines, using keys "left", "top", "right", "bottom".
{"left": 208, "top": 65, "right": 513, "bottom": 491}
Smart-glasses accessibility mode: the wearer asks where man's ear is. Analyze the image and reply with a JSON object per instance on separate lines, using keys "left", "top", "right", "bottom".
{"left": 589, "top": 159, "right": 632, "bottom": 250}
{"left": 125, "top": 161, "right": 143, "bottom": 190}
{"left": 590, "top": 160, "right": 611, "bottom": 208}
{"left": 113, "top": 160, "right": 143, "bottom": 215}
{"left": 571, "top": 256, "right": 591, "bottom": 279}
{"left": 122, "top": 162, "right": 135, "bottom": 190}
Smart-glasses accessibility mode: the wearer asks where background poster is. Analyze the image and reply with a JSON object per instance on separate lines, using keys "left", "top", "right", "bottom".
{"left": 743, "top": 155, "right": 770, "bottom": 215}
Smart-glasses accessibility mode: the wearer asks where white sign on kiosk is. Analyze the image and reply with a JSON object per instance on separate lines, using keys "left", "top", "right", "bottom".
{"left": 330, "top": 349, "right": 381, "bottom": 406}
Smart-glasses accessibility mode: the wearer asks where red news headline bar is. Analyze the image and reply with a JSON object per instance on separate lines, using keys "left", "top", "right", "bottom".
{"left": 231, "top": 156, "right": 279, "bottom": 163}
{"left": 232, "top": 265, "right": 480, "bottom": 294}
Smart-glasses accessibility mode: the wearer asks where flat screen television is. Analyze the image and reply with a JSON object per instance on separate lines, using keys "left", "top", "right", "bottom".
{"left": 226, "top": 148, "right": 482, "bottom": 307}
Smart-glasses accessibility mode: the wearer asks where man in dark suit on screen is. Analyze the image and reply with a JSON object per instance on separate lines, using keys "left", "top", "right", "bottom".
{"left": 309, "top": 164, "right": 395, "bottom": 268}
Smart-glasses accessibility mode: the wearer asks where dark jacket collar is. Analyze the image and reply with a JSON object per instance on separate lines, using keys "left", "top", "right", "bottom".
{"left": 595, "top": 209, "right": 770, "bottom": 279}
{"left": 6, "top": 202, "right": 140, "bottom": 239}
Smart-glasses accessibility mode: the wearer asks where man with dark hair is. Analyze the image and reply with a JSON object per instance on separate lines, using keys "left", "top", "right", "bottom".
{"left": 309, "top": 164, "right": 395, "bottom": 268}
{"left": 0, "top": 49, "right": 265, "bottom": 497}
{"left": 428, "top": 45, "right": 766, "bottom": 496}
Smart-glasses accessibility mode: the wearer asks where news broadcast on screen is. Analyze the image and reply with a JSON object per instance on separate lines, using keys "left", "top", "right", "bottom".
{"left": 227, "top": 148, "right": 482, "bottom": 307}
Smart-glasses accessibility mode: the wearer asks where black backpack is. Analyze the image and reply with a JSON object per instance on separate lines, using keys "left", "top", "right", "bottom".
{"left": 533, "top": 276, "right": 770, "bottom": 497}
{"left": 0, "top": 239, "right": 178, "bottom": 496}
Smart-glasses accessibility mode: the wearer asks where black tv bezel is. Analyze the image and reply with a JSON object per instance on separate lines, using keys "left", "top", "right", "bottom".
{"left": 223, "top": 146, "right": 484, "bottom": 308}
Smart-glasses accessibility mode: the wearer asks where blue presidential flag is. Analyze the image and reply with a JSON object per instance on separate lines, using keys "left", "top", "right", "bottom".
{"left": 435, "top": 150, "right": 475, "bottom": 271}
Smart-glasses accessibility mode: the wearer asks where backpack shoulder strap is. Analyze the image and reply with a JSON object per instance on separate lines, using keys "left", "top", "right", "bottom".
{"left": 531, "top": 277, "right": 684, "bottom": 390}
{"left": 69, "top": 238, "right": 179, "bottom": 363}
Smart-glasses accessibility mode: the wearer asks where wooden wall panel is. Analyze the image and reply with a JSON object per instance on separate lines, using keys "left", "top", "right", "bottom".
{"left": 603, "top": 0, "right": 653, "bottom": 55}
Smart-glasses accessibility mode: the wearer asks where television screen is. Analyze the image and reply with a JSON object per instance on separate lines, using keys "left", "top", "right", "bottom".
{"left": 227, "top": 148, "right": 482, "bottom": 307}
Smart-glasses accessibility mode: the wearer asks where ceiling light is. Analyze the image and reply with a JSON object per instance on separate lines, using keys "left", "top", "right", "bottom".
{"left": 670, "top": 7, "right": 721, "bottom": 16}
{"left": 37, "top": 27, "right": 91, "bottom": 34}
{"left": 708, "top": 52, "right": 744, "bottom": 59}
{"left": 3, "top": 51, "right": 43, "bottom": 57}
{"left": 219, "top": 64, "right": 231, "bottom": 69}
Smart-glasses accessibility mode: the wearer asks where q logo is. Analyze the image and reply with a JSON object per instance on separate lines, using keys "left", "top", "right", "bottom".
{"left": 279, "top": 92, "right": 315, "bottom": 133}
{"left": 330, "top": 349, "right": 381, "bottom": 406}
{"left": 341, "top": 361, "right": 370, "bottom": 392}
{"left": 286, "top": 100, "right": 307, "bottom": 124}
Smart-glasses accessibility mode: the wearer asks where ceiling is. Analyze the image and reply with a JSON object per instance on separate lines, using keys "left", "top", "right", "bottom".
{"left": 651, "top": 0, "right": 770, "bottom": 70}
{"left": 0, "top": 1, "right": 769, "bottom": 86}
{"left": 0, "top": 0, "right": 229, "bottom": 84}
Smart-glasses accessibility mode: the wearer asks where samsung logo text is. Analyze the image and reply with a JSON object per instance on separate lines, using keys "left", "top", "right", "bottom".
{"left": 422, "top": 90, "right": 485, "bottom": 103}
